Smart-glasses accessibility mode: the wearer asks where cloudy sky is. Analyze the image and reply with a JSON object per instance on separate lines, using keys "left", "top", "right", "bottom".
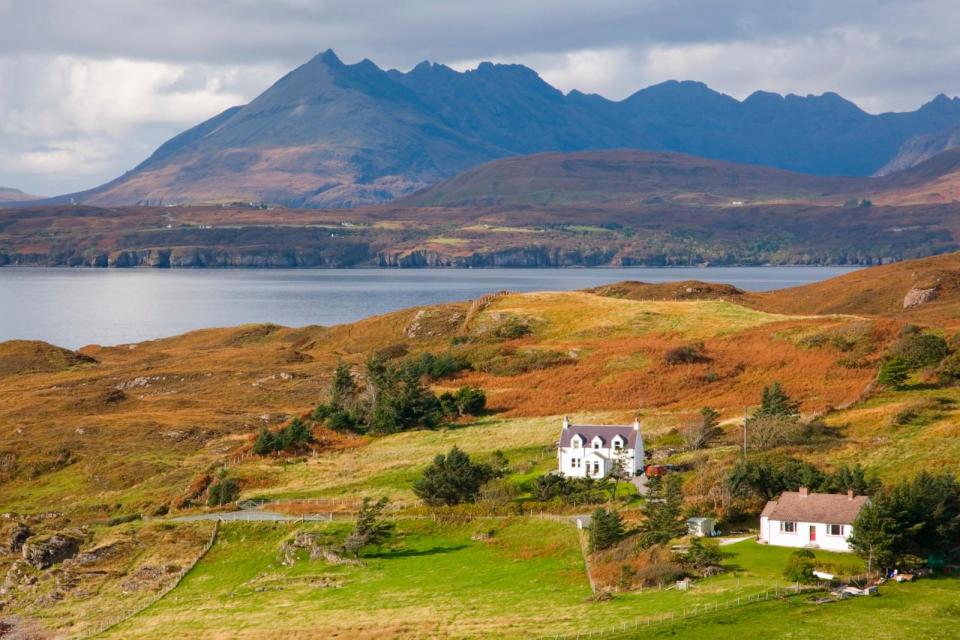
{"left": 2, "top": 0, "right": 958, "bottom": 195}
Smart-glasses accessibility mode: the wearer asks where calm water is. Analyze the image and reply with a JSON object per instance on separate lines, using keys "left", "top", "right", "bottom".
{"left": 0, "top": 267, "right": 859, "bottom": 348}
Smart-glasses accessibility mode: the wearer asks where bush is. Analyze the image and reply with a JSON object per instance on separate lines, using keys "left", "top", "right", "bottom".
{"left": 677, "top": 538, "right": 725, "bottom": 573}
{"left": 746, "top": 415, "right": 810, "bottom": 450}
{"left": 531, "top": 474, "right": 609, "bottom": 505}
{"left": 408, "top": 352, "right": 472, "bottom": 380}
{"left": 784, "top": 549, "right": 816, "bottom": 587}
{"left": 207, "top": 477, "right": 240, "bottom": 506}
{"left": 938, "top": 351, "right": 960, "bottom": 384}
{"left": 878, "top": 356, "right": 910, "bottom": 389}
{"left": 890, "top": 333, "right": 949, "bottom": 369}
{"left": 493, "top": 317, "right": 532, "bottom": 340}
{"left": 476, "top": 347, "right": 573, "bottom": 376}
{"left": 412, "top": 447, "right": 495, "bottom": 507}
{"left": 252, "top": 418, "right": 314, "bottom": 455}
{"left": 664, "top": 343, "right": 709, "bottom": 365}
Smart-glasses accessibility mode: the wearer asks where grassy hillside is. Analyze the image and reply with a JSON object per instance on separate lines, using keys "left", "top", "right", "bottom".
{"left": 0, "top": 291, "right": 889, "bottom": 518}
{"left": 4, "top": 257, "right": 960, "bottom": 637}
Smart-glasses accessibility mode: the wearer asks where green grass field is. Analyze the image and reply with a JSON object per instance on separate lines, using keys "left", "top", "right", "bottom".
{"left": 92, "top": 520, "right": 903, "bottom": 640}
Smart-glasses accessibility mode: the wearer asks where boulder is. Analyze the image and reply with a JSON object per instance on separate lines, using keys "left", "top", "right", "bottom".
{"left": 903, "top": 286, "right": 938, "bottom": 309}
{"left": 21, "top": 533, "right": 81, "bottom": 569}
{"left": 1, "top": 523, "right": 31, "bottom": 553}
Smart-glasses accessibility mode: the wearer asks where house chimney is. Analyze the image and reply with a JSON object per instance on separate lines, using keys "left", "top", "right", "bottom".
{"left": 847, "top": 489, "right": 854, "bottom": 500}
{"left": 562, "top": 416, "right": 570, "bottom": 429}
{"left": 633, "top": 418, "right": 641, "bottom": 431}
{"left": 799, "top": 487, "right": 809, "bottom": 497}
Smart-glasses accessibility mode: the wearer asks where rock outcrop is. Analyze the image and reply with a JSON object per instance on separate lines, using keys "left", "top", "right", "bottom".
{"left": 20, "top": 533, "right": 81, "bottom": 569}
{"left": 903, "top": 286, "right": 938, "bottom": 308}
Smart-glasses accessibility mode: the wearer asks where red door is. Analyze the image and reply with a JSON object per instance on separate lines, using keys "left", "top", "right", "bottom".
{"left": 809, "top": 525, "right": 817, "bottom": 542}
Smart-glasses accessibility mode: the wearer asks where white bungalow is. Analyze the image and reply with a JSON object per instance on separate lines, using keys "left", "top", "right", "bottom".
{"left": 758, "top": 487, "right": 869, "bottom": 553}
{"left": 557, "top": 416, "right": 644, "bottom": 479}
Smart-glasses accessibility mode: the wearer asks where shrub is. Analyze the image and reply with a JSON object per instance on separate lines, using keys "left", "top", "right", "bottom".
{"left": 680, "top": 407, "right": 722, "bottom": 451}
{"left": 408, "top": 352, "right": 472, "bottom": 380}
{"left": 252, "top": 418, "right": 314, "bottom": 455}
{"left": 938, "top": 351, "right": 960, "bottom": 384}
{"left": 745, "top": 415, "right": 810, "bottom": 450}
{"left": 664, "top": 343, "right": 709, "bottom": 365}
{"left": 890, "top": 333, "right": 949, "bottom": 369}
{"left": 207, "top": 477, "right": 240, "bottom": 506}
{"left": 784, "top": 549, "right": 816, "bottom": 587}
{"left": 531, "top": 474, "right": 609, "bottom": 505}
{"left": 677, "top": 538, "right": 725, "bottom": 573}
{"left": 493, "top": 317, "right": 532, "bottom": 340}
{"left": 475, "top": 347, "right": 573, "bottom": 376}
{"left": 453, "top": 386, "right": 486, "bottom": 415}
{"left": 343, "top": 496, "right": 394, "bottom": 557}
{"left": 412, "top": 447, "right": 495, "bottom": 507}
{"left": 877, "top": 356, "right": 910, "bottom": 388}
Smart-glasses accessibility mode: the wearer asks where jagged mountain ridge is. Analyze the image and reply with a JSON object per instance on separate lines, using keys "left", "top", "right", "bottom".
{"left": 42, "top": 50, "right": 960, "bottom": 208}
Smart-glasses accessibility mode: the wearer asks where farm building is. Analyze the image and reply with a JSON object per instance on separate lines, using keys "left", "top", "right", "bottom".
{"left": 758, "top": 487, "right": 869, "bottom": 553}
{"left": 686, "top": 517, "right": 716, "bottom": 537}
{"left": 557, "top": 416, "right": 644, "bottom": 479}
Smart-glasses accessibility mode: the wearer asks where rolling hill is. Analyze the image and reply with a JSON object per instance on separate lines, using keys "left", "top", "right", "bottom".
{"left": 8, "top": 148, "right": 960, "bottom": 268}
{"left": 22, "top": 50, "right": 960, "bottom": 209}
{"left": 0, "top": 186, "right": 41, "bottom": 203}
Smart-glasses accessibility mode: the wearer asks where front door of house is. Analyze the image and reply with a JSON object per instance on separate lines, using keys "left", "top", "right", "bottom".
{"left": 809, "top": 525, "right": 816, "bottom": 542}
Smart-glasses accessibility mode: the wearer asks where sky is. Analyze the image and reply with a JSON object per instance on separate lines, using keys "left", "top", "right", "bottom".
{"left": 1, "top": 0, "right": 959, "bottom": 196}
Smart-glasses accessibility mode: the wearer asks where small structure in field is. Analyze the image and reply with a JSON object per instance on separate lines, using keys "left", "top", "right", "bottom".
{"left": 758, "top": 487, "right": 869, "bottom": 553}
{"left": 556, "top": 417, "right": 644, "bottom": 478}
{"left": 686, "top": 517, "right": 716, "bottom": 537}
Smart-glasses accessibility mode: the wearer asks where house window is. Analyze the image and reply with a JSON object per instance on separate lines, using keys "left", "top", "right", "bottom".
{"left": 571, "top": 458, "right": 581, "bottom": 468}
{"left": 827, "top": 524, "right": 844, "bottom": 536}
{"left": 592, "top": 461, "right": 600, "bottom": 475}
{"left": 593, "top": 442, "right": 600, "bottom": 449}
{"left": 572, "top": 439, "right": 581, "bottom": 448}
{"left": 780, "top": 521, "right": 797, "bottom": 533}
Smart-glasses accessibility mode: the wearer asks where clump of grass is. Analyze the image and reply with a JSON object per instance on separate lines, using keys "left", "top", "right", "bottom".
{"left": 889, "top": 397, "right": 955, "bottom": 427}
{"left": 475, "top": 347, "right": 574, "bottom": 376}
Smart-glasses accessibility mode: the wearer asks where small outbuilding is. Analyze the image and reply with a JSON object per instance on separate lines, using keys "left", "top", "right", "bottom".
{"left": 686, "top": 517, "right": 716, "bottom": 538}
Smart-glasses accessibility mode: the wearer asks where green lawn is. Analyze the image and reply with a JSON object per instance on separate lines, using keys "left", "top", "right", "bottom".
{"left": 612, "top": 578, "right": 960, "bottom": 639}
{"left": 95, "top": 520, "right": 901, "bottom": 639}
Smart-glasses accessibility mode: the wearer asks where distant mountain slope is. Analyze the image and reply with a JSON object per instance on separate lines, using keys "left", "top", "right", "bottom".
{"left": 397, "top": 150, "right": 863, "bottom": 207}
{"left": 876, "top": 122, "right": 960, "bottom": 176}
{"left": 35, "top": 50, "right": 960, "bottom": 209}
{"left": 399, "top": 148, "right": 960, "bottom": 208}
{"left": 0, "top": 187, "right": 41, "bottom": 203}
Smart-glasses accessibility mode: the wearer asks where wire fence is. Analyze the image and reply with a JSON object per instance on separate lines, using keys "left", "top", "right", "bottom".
{"left": 536, "top": 586, "right": 815, "bottom": 640}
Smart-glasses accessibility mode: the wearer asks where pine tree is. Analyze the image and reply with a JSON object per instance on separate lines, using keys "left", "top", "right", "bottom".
{"left": 343, "top": 496, "right": 395, "bottom": 557}
{"left": 330, "top": 361, "right": 358, "bottom": 411}
{"left": 412, "top": 446, "right": 494, "bottom": 506}
{"left": 877, "top": 356, "right": 909, "bottom": 389}
{"left": 754, "top": 382, "right": 799, "bottom": 419}
{"left": 638, "top": 474, "right": 686, "bottom": 547}
{"left": 848, "top": 502, "right": 895, "bottom": 574}
{"left": 588, "top": 507, "right": 625, "bottom": 552}
{"left": 253, "top": 427, "right": 277, "bottom": 455}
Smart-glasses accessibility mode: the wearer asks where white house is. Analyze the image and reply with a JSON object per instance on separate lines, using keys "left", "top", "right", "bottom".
{"left": 557, "top": 416, "right": 644, "bottom": 479}
{"left": 758, "top": 487, "right": 869, "bottom": 553}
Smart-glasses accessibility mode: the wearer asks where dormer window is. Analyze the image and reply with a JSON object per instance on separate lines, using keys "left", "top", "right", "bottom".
{"left": 612, "top": 436, "right": 625, "bottom": 451}
{"left": 591, "top": 436, "right": 603, "bottom": 450}
{"left": 571, "top": 435, "right": 582, "bottom": 448}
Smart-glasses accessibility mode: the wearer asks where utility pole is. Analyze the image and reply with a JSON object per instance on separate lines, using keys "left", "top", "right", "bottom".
{"left": 742, "top": 407, "right": 748, "bottom": 456}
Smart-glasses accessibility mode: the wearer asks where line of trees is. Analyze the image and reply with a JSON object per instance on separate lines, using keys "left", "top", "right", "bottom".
{"left": 313, "top": 356, "right": 486, "bottom": 435}
{"left": 849, "top": 471, "right": 960, "bottom": 572}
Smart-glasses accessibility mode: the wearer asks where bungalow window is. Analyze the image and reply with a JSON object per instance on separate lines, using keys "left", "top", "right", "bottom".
{"left": 827, "top": 524, "right": 844, "bottom": 536}
{"left": 780, "top": 521, "right": 797, "bottom": 533}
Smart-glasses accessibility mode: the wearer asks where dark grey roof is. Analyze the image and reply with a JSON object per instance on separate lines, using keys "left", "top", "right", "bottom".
{"left": 761, "top": 491, "right": 869, "bottom": 525}
{"left": 559, "top": 424, "right": 639, "bottom": 448}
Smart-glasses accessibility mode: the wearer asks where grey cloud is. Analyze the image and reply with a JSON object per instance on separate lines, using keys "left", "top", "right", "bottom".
{"left": 1, "top": 0, "right": 959, "bottom": 194}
